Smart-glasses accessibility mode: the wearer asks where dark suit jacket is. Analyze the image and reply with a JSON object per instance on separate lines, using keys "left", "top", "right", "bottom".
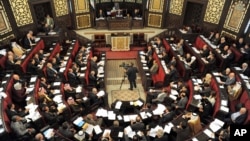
{"left": 161, "top": 111, "right": 175, "bottom": 123}
{"left": 127, "top": 66, "right": 138, "bottom": 81}
{"left": 169, "top": 68, "right": 179, "bottom": 82}
{"left": 46, "top": 67, "right": 57, "bottom": 78}
{"left": 23, "top": 36, "right": 35, "bottom": 49}
{"left": 6, "top": 109, "right": 26, "bottom": 120}
{"left": 243, "top": 67, "right": 250, "bottom": 77}
{"left": 5, "top": 59, "right": 16, "bottom": 70}
{"left": 200, "top": 49, "right": 210, "bottom": 58}
{"left": 88, "top": 92, "right": 99, "bottom": 105}
{"left": 88, "top": 74, "right": 97, "bottom": 86}
{"left": 234, "top": 112, "right": 248, "bottom": 124}
{"left": 175, "top": 126, "right": 191, "bottom": 141}
{"left": 153, "top": 134, "right": 169, "bottom": 141}
{"left": 131, "top": 122, "right": 145, "bottom": 131}
{"left": 58, "top": 127, "right": 74, "bottom": 139}
{"left": 90, "top": 60, "right": 98, "bottom": 74}
{"left": 67, "top": 72, "right": 79, "bottom": 86}
{"left": 27, "top": 62, "right": 39, "bottom": 74}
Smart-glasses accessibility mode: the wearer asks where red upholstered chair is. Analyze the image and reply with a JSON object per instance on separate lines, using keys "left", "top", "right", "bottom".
{"left": 2, "top": 100, "right": 12, "bottom": 133}
{"left": 186, "top": 80, "right": 194, "bottom": 110}
{"left": 230, "top": 46, "right": 243, "bottom": 64}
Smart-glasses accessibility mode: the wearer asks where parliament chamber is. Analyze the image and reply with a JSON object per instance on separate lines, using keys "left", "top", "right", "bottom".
{"left": 1, "top": 0, "right": 250, "bottom": 141}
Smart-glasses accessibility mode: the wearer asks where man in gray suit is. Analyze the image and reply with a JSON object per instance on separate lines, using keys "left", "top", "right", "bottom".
{"left": 10, "top": 115, "right": 35, "bottom": 137}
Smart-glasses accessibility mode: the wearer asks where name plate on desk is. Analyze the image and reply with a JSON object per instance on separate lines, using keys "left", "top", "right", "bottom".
{"left": 111, "top": 36, "right": 130, "bottom": 51}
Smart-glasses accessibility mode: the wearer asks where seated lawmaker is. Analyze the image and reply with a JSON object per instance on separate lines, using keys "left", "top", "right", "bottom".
{"left": 11, "top": 42, "right": 26, "bottom": 58}
{"left": 225, "top": 106, "right": 248, "bottom": 125}
{"left": 43, "top": 14, "right": 54, "bottom": 32}
{"left": 97, "top": 9, "right": 106, "bottom": 18}
{"left": 23, "top": 30, "right": 36, "bottom": 49}
{"left": 132, "top": 9, "right": 142, "bottom": 18}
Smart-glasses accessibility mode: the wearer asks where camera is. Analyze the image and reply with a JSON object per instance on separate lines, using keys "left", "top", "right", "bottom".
{"left": 119, "top": 62, "right": 130, "bottom": 69}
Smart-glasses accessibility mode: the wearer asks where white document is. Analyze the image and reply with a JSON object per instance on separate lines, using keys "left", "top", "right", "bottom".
{"left": 140, "top": 112, "right": 147, "bottom": 119}
{"left": 85, "top": 124, "right": 94, "bottom": 135}
{"left": 169, "top": 94, "right": 177, "bottom": 100}
{"left": 117, "top": 115, "right": 123, "bottom": 120}
{"left": 194, "top": 94, "right": 202, "bottom": 100}
{"left": 164, "top": 124, "right": 172, "bottom": 134}
{"left": 97, "top": 90, "right": 105, "bottom": 97}
{"left": 171, "top": 89, "right": 178, "bottom": 95}
{"left": 203, "top": 129, "right": 214, "bottom": 138}
{"left": 102, "top": 129, "right": 111, "bottom": 137}
{"left": 124, "top": 126, "right": 132, "bottom": 134}
{"left": 115, "top": 101, "right": 122, "bottom": 109}
{"left": 123, "top": 115, "right": 130, "bottom": 122}
{"left": 220, "top": 106, "right": 229, "bottom": 113}
{"left": 108, "top": 111, "right": 116, "bottom": 120}
{"left": 118, "top": 132, "right": 123, "bottom": 138}
{"left": 94, "top": 125, "right": 103, "bottom": 134}
{"left": 221, "top": 100, "right": 228, "bottom": 106}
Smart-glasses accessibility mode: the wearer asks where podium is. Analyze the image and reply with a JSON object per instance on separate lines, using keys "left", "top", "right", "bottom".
{"left": 111, "top": 34, "right": 130, "bottom": 51}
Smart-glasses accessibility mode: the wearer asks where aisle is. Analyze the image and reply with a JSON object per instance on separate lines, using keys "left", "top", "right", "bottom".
{"left": 105, "top": 59, "right": 146, "bottom": 107}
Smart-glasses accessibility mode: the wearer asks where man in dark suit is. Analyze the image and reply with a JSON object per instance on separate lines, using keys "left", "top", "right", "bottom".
{"left": 67, "top": 68, "right": 81, "bottom": 87}
{"left": 222, "top": 49, "right": 235, "bottom": 69}
{"left": 131, "top": 116, "right": 145, "bottom": 131}
{"left": 242, "top": 62, "right": 250, "bottom": 77}
{"left": 168, "top": 64, "right": 179, "bottom": 82}
{"left": 88, "top": 70, "right": 97, "bottom": 87}
{"left": 160, "top": 106, "right": 175, "bottom": 124}
{"left": 23, "top": 30, "right": 36, "bottom": 49}
{"left": 90, "top": 56, "right": 98, "bottom": 75}
{"left": 175, "top": 121, "right": 191, "bottom": 141}
{"left": 46, "top": 62, "right": 58, "bottom": 81}
{"left": 225, "top": 107, "right": 248, "bottom": 125}
{"left": 27, "top": 59, "right": 39, "bottom": 75}
{"left": 58, "top": 122, "right": 76, "bottom": 140}
{"left": 6, "top": 103, "right": 28, "bottom": 120}
{"left": 126, "top": 62, "right": 138, "bottom": 90}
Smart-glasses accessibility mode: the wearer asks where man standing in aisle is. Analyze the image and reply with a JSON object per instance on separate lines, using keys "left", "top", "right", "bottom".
{"left": 126, "top": 62, "right": 138, "bottom": 90}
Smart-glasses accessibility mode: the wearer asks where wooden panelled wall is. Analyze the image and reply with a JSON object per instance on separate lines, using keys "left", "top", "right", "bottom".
{"left": 1, "top": 0, "right": 250, "bottom": 45}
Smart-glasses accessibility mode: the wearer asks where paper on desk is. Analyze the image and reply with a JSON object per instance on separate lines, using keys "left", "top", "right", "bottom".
{"left": 118, "top": 132, "right": 123, "bottom": 138}
{"left": 102, "top": 129, "right": 111, "bottom": 137}
{"left": 85, "top": 124, "right": 94, "bottom": 135}
{"left": 115, "top": 101, "right": 122, "bottom": 109}
{"left": 221, "top": 100, "right": 228, "bottom": 106}
{"left": 53, "top": 89, "right": 60, "bottom": 94}
{"left": 124, "top": 126, "right": 132, "bottom": 134}
{"left": 128, "top": 131, "right": 136, "bottom": 139}
{"left": 145, "top": 112, "right": 151, "bottom": 118}
{"left": 76, "top": 87, "right": 82, "bottom": 93}
{"left": 59, "top": 67, "right": 65, "bottom": 72}
{"left": 80, "top": 73, "right": 85, "bottom": 77}
{"left": 129, "top": 115, "right": 137, "bottom": 121}
{"left": 203, "top": 129, "right": 214, "bottom": 138}
{"left": 123, "top": 115, "right": 130, "bottom": 122}
{"left": 73, "top": 117, "right": 84, "bottom": 127}
{"left": 220, "top": 106, "right": 229, "bottom": 113}
{"left": 192, "top": 137, "right": 199, "bottom": 141}
{"left": 140, "top": 112, "right": 147, "bottom": 119}
{"left": 53, "top": 82, "right": 61, "bottom": 86}
{"left": 117, "top": 115, "right": 123, "bottom": 120}
{"left": 94, "top": 125, "right": 102, "bottom": 134}
{"left": 30, "top": 77, "right": 37, "bottom": 82}
{"left": 43, "top": 128, "right": 54, "bottom": 139}
{"left": 97, "top": 90, "right": 105, "bottom": 97}
{"left": 212, "top": 72, "right": 220, "bottom": 76}
{"left": 240, "top": 74, "right": 249, "bottom": 80}
{"left": 234, "top": 67, "right": 241, "bottom": 71}
{"left": 164, "top": 124, "right": 172, "bottom": 133}
{"left": 170, "top": 89, "right": 178, "bottom": 95}
{"left": 214, "top": 118, "right": 224, "bottom": 127}
{"left": 209, "top": 121, "right": 222, "bottom": 132}
{"left": 169, "top": 94, "right": 177, "bottom": 101}
{"left": 96, "top": 108, "right": 108, "bottom": 117}
{"left": 134, "top": 100, "right": 143, "bottom": 106}
{"left": 108, "top": 111, "right": 116, "bottom": 120}
{"left": 194, "top": 94, "right": 202, "bottom": 100}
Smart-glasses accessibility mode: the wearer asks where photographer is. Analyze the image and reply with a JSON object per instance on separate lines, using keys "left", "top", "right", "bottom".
{"left": 125, "top": 62, "right": 138, "bottom": 90}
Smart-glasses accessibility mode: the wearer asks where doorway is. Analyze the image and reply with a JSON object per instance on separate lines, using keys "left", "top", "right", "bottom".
{"left": 183, "top": 2, "right": 203, "bottom": 26}
{"left": 32, "top": 2, "right": 53, "bottom": 32}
